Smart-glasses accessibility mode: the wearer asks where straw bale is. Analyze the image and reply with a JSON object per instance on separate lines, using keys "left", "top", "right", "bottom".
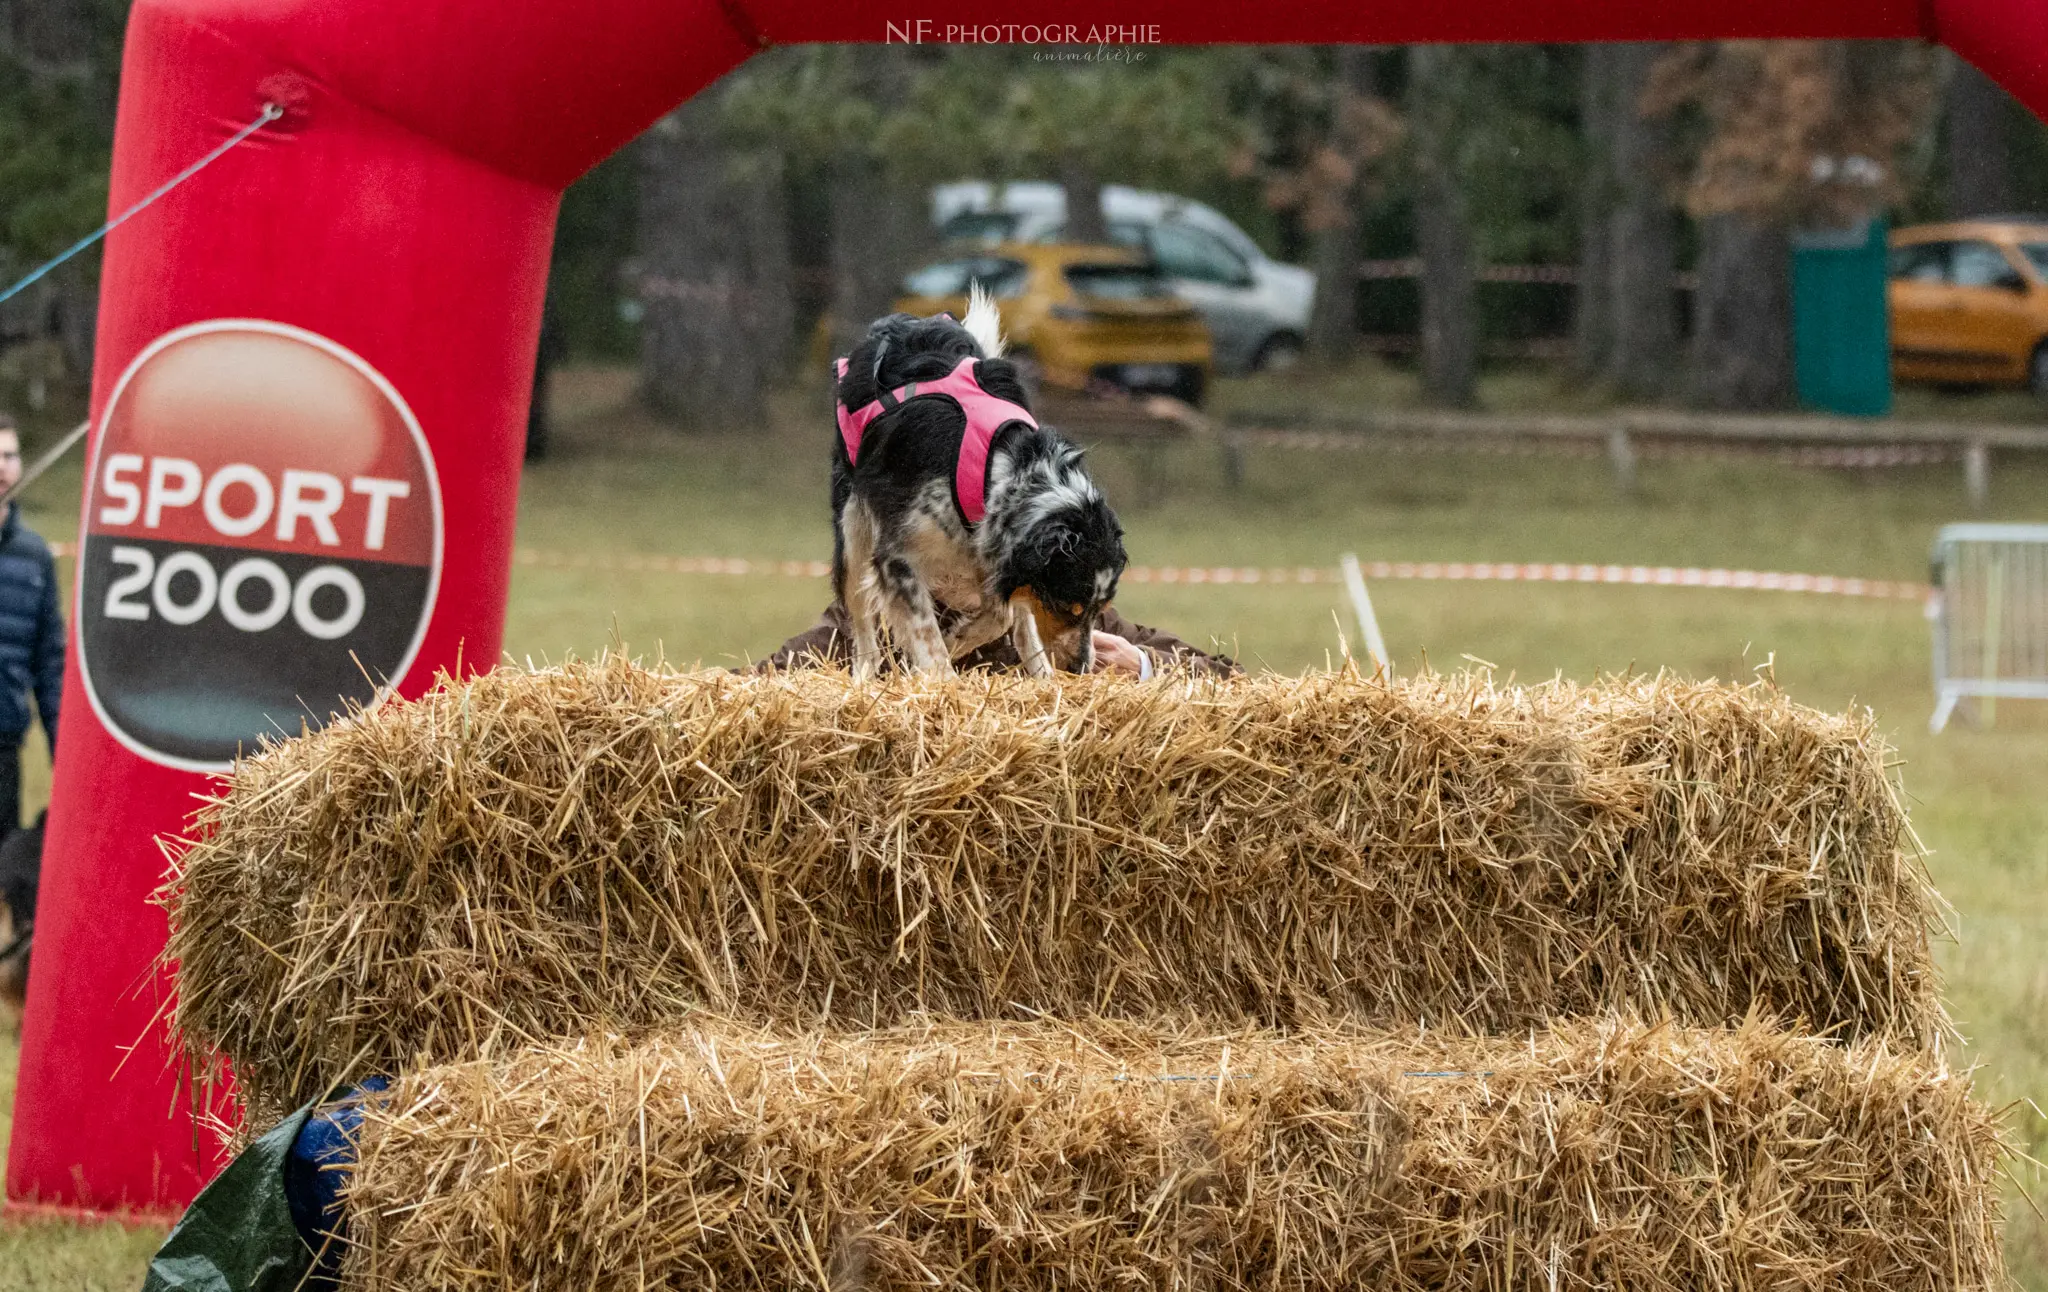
{"left": 335, "top": 1018, "right": 2004, "bottom": 1292}
{"left": 166, "top": 661, "right": 1944, "bottom": 1126}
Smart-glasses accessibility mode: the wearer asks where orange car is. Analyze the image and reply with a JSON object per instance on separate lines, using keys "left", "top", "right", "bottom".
{"left": 1890, "top": 219, "right": 2048, "bottom": 397}
{"left": 895, "top": 242, "right": 1213, "bottom": 405}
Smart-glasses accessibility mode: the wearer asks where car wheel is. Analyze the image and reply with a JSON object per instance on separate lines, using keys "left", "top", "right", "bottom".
{"left": 1253, "top": 333, "right": 1304, "bottom": 373}
{"left": 2030, "top": 342, "right": 2048, "bottom": 402}
{"left": 1172, "top": 367, "right": 1208, "bottom": 407}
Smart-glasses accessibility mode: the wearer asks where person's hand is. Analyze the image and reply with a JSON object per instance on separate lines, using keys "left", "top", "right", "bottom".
{"left": 1090, "top": 631, "right": 1148, "bottom": 677}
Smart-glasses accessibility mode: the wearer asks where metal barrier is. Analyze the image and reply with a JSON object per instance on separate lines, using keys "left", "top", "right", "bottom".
{"left": 1929, "top": 523, "right": 2048, "bottom": 732}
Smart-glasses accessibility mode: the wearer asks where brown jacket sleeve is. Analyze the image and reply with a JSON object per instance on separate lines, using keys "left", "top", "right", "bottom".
{"left": 1098, "top": 606, "right": 1242, "bottom": 678}
{"left": 758, "top": 603, "right": 1240, "bottom": 678}
{"left": 755, "top": 603, "right": 853, "bottom": 671}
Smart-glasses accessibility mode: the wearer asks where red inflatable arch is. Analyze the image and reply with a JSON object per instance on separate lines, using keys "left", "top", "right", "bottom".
{"left": 7, "top": 0, "right": 2043, "bottom": 1217}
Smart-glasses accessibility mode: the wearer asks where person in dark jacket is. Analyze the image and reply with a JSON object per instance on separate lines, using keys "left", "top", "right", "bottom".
{"left": 759, "top": 601, "right": 1240, "bottom": 678}
{"left": 0, "top": 810, "right": 44, "bottom": 1017}
{"left": 0, "top": 416, "right": 63, "bottom": 831}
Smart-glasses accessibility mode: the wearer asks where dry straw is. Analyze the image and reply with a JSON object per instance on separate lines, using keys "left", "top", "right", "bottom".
{"left": 165, "top": 661, "right": 1945, "bottom": 1128}
{"left": 337, "top": 1017, "right": 2003, "bottom": 1292}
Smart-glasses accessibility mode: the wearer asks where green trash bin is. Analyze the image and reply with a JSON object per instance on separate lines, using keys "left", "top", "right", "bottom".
{"left": 1791, "top": 216, "right": 1892, "bottom": 417}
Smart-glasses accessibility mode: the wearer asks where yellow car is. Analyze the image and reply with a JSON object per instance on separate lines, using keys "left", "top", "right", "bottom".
{"left": 1890, "top": 219, "right": 2048, "bottom": 396}
{"left": 895, "top": 242, "right": 1213, "bottom": 405}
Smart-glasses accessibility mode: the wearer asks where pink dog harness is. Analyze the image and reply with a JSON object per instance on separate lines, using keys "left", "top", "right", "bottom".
{"left": 835, "top": 355, "right": 1038, "bottom": 524}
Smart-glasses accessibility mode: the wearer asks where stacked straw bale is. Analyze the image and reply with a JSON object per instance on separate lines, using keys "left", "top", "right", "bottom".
{"left": 166, "top": 661, "right": 1946, "bottom": 1127}
{"left": 337, "top": 1018, "right": 2004, "bottom": 1292}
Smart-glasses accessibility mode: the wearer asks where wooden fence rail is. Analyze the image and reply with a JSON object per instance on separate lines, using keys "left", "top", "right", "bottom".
{"left": 1039, "top": 390, "right": 2048, "bottom": 510}
{"left": 1219, "top": 409, "right": 2048, "bottom": 508}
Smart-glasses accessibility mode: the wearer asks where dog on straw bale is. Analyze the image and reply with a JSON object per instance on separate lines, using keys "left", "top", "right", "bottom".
{"left": 831, "top": 287, "right": 1126, "bottom": 678}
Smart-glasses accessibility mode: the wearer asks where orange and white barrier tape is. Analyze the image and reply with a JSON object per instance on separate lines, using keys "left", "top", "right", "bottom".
{"left": 45, "top": 543, "right": 1923, "bottom": 601}
{"left": 515, "top": 550, "right": 835, "bottom": 578}
{"left": 1304, "top": 560, "right": 1928, "bottom": 600}
{"left": 509, "top": 549, "right": 1929, "bottom": 601}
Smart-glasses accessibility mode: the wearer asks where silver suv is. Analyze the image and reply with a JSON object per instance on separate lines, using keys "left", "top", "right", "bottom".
{"left": 934, "top": 182, "right": 1317, "bottom": 374}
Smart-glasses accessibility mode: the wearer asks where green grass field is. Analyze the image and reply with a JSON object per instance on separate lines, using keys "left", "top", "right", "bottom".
{"left": 5, "top": 357, "right": 2047, "bottom": 1286}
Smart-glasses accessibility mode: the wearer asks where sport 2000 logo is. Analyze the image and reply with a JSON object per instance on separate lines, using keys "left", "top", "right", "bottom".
{"left": 78, "top": 320, "right": 444, "bottom": 771}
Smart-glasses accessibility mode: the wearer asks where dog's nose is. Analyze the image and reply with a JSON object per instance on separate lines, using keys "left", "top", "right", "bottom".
{"left": 1055, "top": 623, "right": 1094, "bottom": 673}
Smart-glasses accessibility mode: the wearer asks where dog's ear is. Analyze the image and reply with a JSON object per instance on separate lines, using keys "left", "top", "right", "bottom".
{"left": 865, "top": 317, "right": 909, "bottom": 385}
{"left": 861, "top": 312, "right": 923, "bottom": 345}
{"left": 851, "top": 313, "right": 927, "bottom": 388}
{"left": 1032, "top": 521, "right": 1081, "bottom": 564}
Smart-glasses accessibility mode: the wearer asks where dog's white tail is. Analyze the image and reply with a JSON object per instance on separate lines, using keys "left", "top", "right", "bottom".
{"left": 963, "top": 283, "right": 1006, "bottom": 359}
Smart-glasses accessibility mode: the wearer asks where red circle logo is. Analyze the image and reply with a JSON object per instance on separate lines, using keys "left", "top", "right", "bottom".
{"left": 78, "top": 321, "right": 443, "bottom": 771}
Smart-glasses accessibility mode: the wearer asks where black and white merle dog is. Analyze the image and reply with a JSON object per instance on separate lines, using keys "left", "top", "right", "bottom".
{"left": 832, "top": 289, "right": 1126, "bottom": 679}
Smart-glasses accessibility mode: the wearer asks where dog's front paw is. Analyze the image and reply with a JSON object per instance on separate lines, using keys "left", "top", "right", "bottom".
{"left": 945, "top": 605, "right": 1011, "bottom": 660}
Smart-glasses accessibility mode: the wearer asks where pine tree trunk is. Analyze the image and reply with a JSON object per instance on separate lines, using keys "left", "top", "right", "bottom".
{"left": 51, "top": 281, "right": 94, "bottom": 379}
{"left": 636, "top": 94, "right": 790, "bottom": 430}
{"left": 1604, "top": 43, "right": 1679, "bottom": 399}
{"left": 1416, "top": 200, "right": 1477, "bottom": 406}
{"left": 1689, "top": 213, "right": 1792, "bottom": 409}
{"left": 0, "top": 0, "right": 96, "bottom": 72}
{"left": 1305, "top": 46, "right": 1378, "bottom": 364}
{"left": 1, "top": 0, "right": 108, "bottom": 388}
{"left": 1409, "top": 45, "right": 1476, "bottom": 407}
{"left": 1945, "top": 56, "right": 2014, "bottom": 218}
{"left": 526, "top": 303, "right": 565, "bottom": 461}
{"left": 1060, "top": 160, "right": 1109, "bottom": 244}
{"left": 1574, "top": 44, "right": 1617, "bottom": 379}
{"left": 827, "top": 162, "right": 920, "bottom": 353}
{"left": 1305, "top": 215, "right": 1360, "bottom": 364}
{"left": 827, "top": 48, "right": 929, "bottom": 353}
{"left": 756, "top": 163, "right": 795, "bottom": 373}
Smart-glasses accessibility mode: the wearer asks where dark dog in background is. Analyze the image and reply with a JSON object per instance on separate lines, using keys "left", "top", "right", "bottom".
{"left": 832, "top": 287, "right": 1127, "bottom": 678}
{"left": 0, "top": 811, "right": 42, "bottom": 1025}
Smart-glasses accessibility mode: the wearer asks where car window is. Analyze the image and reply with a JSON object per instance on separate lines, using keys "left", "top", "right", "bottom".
{"left": 1950, "top": 240, "right": 2025, "bottom": 290}
{"left": 1889, "top": 242, "right": 1950, "bottom": 282}
{"left": 1105, "top": 221, "right": 1149, "bottom": 251}
{"left": 2017, "top": 243, "right": 2048, "bottom": 282}
{"left": 1064, "top": 263, "right": 1172, "bottom": 300}
{"left": 939, "top": 213, "right": 1020, "bottom": 246}
{"left": 973, "top": 259, "right": 1029, "bottom": 298}
{"left": 1189, "top": 217, "right": 1266, "bottom": 266}
{"left": 901, "top": 257, "right": 1028, "bottom": 299}
{"left": 1038, "top": 221, "right": 1149, "bottom": 249}
{"left": 903, "top": 261, "right": 968, "bottom": 297}
{"left": 1148, "top": 222, "right": 1252, "bottom": 286}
